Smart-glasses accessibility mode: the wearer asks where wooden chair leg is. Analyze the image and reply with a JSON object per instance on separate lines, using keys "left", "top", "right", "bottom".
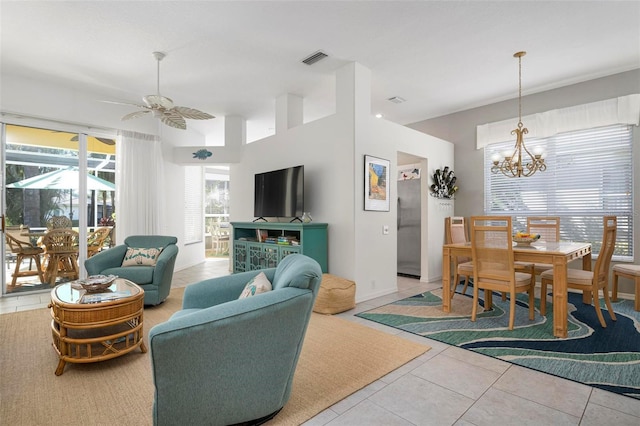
{"left": 34, "top": 255, "right": 45, "bottom": 283}
{"left": 612, "top": 271, "right": 619, "bottom": 301}
{"left": 471, "top": 284, "right": 479, "bottom": 322}
{"left": 461, "top": 277, "right": 469, "bottom": 295}
{"left": 508, "top": 291, "right": 516, "bottom": 330}
{"left": 540, "top": 278, "right": 549, "bottom": 316}
{"left": 603, "top": 285, "right": 617, "bottom": 322}
{"left": 10, "top": 255, "right": 22, "bottom": 287}
{"left": 636, "top": 277, "right": 640, "bottom": 312}
{"left": 528, "top": 285, "right": 535, "bottom": 321}
{"left": 592, "top": 289, "right": 607, "bottom": 328}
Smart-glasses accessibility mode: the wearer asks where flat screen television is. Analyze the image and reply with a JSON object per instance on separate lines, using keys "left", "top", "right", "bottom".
{"left": 254, "top": 165, "right": 304, "bottom": 219}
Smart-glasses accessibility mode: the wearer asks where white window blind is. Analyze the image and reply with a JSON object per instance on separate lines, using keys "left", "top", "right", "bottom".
{"left": 184, "top": 166, "right": 204, "bottom": 244}
{"left": 484, "top": 124, "right": 633, "bottom": 260}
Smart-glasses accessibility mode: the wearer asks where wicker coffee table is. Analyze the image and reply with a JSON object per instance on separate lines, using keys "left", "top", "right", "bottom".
{"left": 49, "top": 278, "right": 147, "bottom": 375}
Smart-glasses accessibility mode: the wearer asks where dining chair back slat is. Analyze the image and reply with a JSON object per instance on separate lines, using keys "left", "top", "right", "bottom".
{"left": 527, "top": 216, "right": 560, "bottom": 242}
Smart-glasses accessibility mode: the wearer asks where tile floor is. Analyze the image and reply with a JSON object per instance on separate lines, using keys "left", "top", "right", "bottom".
{"left": 2, "top": 258, "right": 639, "bottom": 425}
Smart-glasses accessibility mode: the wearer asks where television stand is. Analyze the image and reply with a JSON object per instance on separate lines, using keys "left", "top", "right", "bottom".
{"left": 290, "top": 217, "right": 302, "bottom": 223}
{"left": 231, "top": 222, "right": 328, "bottom": 273}
{"left": 252, "top": 217, "right": 268, "bottom": 223}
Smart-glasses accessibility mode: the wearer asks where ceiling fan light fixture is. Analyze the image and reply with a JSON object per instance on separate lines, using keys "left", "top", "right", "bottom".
{"left": 109, "top": 51, "right": 214, "bottom": 130}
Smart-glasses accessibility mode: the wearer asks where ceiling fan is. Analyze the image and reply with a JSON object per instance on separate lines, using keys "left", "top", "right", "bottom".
{"left": 107, "top": 51, "right": 215, "bottom": 130}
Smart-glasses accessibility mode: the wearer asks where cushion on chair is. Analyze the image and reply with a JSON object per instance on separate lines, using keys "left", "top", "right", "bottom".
{"left": 239, "top": 272, "right": 272, "bottom": 298}
{"left": 540, "top": 268, "right": 594, "bottom": 285}
{"left": 122, "top": 247, "right": 164, "bottom": 266}
{"left": 458, "top": 261, "right": 474, "bottom": 273}
{"left": 313, "top": 274, "right": 356, "bottom": 315}
{"left": 102, "top": 266, "right": 154, "bottom": 284}
{"left": 613, "top": 264, "right": 640, "bottom": 276}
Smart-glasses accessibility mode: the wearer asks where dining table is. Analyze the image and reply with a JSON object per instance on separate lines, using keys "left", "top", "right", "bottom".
{"left": 442, "top": 240, "right": 592, "bottom": 338}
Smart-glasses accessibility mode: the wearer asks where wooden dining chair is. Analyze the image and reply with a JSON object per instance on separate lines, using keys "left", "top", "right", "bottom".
{"left": 444, "top": 216, "right": 473, "bottom": 297}
{"left": 42, "top": 229, "right": 79, "bottom": 286}
{"left": 540, "top": 216, "right": 617, "bottom": 328}
{"left": 611, "top": 264, "right": 640, "bottom": 312}
{"left": 525, "top": 216, "right": 560, "bottom": 277}
{"left": 470, "top": 216, "right": 535, "bottom": 330}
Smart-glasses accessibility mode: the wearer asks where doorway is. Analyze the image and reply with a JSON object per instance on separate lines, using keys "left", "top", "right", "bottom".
{"left": 1, "top": 122, "right": 116, "bottom": 296}
{"left": 397, "top": 152, "right": 427, "bottom": 280}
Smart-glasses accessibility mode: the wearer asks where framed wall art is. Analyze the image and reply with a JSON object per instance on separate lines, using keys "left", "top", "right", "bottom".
{"left": 364, "top": 155, "right": 390, "bottom": 211}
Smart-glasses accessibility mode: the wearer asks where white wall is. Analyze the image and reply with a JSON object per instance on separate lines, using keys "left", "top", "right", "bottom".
{"left": 230, "top": 63, "right": 454, "bottom": 302}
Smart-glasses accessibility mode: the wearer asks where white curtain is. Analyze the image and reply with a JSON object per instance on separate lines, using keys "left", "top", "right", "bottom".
{"left": 115, "top": 130, "right": 164, "bottom": 243}
{"left": 476, "top": 94, "right": 640, "bottom": 149}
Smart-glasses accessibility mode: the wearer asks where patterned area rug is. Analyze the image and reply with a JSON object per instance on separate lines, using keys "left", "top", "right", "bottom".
{"left": 357, "top": 285, "right": 640, "bottom": 400}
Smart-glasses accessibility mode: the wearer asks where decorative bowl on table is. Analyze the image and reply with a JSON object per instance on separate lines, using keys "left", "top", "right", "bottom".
{"left": 77, "top": 275, "right": 118, "bottom": 292}
{"left": 512, "top": 233, "right": 541, "bottom": 246}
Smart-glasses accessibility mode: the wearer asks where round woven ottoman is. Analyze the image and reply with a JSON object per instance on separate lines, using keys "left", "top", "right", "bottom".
{"left": 313, "top": 274, "right": 356, "bottom": 315}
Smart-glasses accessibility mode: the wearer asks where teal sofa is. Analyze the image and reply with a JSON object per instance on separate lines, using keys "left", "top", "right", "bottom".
{"left": 84, "top": 235, "right": 178, "bottom": 306}
{"left": 148, "top": 254, "right": 322, "bottom": 426}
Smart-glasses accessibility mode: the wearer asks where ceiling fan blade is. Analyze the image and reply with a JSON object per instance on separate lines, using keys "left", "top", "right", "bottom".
{"left": 173, "top": 106, "right": 215, "bottom": 120}
{"left": 51, "top": 130, "right": 115, "bottom": 146}
{"left": 96, "top": 137, "right": 116, "bottom": 146}
{"left": 161, "top": 111, "right": 187, "bottom": 129}
{"left": 122, "top": 110, "right": 151, "bottom": 121}
{"left": 143, "top": 94, "right": 174, "bottom": 109}
{"left": 69, "top": 135, "right": 116, "bottom": 145}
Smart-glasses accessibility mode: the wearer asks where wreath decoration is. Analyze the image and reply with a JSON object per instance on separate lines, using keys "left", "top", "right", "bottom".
{"left": 430, "top": 166, "right": 458, "bottom": 199}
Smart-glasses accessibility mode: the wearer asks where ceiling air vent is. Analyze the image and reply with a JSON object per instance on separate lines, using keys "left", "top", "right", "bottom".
{"left": 387, "top": 96, "right": 406, "bottom": 104}
{"left": 302, "top": 50, "right": 328, "bottom": 65}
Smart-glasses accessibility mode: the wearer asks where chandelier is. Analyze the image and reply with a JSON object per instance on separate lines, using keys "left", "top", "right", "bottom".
{"left": 491, "top": 51, "right": 546, "bottom": 178}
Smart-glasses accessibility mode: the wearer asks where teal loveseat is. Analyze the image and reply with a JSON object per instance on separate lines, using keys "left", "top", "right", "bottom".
{"left": 84, "top": 235, "right": 178, "bottom": 306}
{"left": 148, "top": 254, "right": 322, "bottom": 426}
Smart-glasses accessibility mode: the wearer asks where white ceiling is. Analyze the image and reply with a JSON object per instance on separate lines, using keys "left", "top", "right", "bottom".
{"left": 2, "top": 1, "right": 639, "bottom": 142}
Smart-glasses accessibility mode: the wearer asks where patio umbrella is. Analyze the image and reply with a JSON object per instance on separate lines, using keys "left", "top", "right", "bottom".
{"left": 7, "top": 166, "right": 115, "bottom": 220}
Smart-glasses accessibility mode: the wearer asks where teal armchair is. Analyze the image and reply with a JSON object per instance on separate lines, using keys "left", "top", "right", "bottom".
{"left": 84, "top": 235, "right": 178, "bottom": 306}
{"left": 148, "top": 254, "right": 322, "bottom": 426}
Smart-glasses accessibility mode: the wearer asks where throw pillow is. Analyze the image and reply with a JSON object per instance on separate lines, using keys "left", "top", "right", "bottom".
{"left": 122, "top": 247, "right": 164, "bottom": 267}
{"left": 238, "top": 272, "right": 272, "bottom": 299}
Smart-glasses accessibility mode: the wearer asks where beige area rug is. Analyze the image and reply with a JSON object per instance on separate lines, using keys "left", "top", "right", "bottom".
{"left": 0, "top": 287, "right": 429, "bottom": 425}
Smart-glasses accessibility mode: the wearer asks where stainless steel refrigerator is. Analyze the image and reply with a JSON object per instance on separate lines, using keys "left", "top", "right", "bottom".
{"left": 397, "top": 179, "right": 421, "bottom": 277}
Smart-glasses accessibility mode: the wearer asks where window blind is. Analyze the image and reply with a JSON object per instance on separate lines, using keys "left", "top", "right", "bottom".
{"left": 184, "top": 166, "right": 204, "bottom": 245}
{"left": 484, "top": 124, "right": 633, "bottom": 260}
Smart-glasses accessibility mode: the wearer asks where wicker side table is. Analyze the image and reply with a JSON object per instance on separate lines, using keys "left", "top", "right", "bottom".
{"left": 48, "top": 278, "right": 147, "bottom": 375}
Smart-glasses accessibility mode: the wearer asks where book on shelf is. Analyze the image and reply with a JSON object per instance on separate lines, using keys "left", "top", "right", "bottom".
{"left": 277, "top": 236, "right": 299, "bottom": 245}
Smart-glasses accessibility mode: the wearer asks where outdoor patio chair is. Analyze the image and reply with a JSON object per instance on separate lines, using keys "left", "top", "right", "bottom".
{"left": 5, "top": 227, "right": 45, "bottom": 287}
{"left": 46, "top": 215, "right": 72, "bottom": 230}
{"left": 87, "top": 227, "right": 111, "bottom": 257}
{"left": 41, "top": 228, "right": 79, "bottom": 286}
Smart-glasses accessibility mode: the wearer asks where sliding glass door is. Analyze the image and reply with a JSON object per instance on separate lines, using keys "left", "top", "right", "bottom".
{"left": 1, "top": 123, "right": 116, "bottom": 295}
